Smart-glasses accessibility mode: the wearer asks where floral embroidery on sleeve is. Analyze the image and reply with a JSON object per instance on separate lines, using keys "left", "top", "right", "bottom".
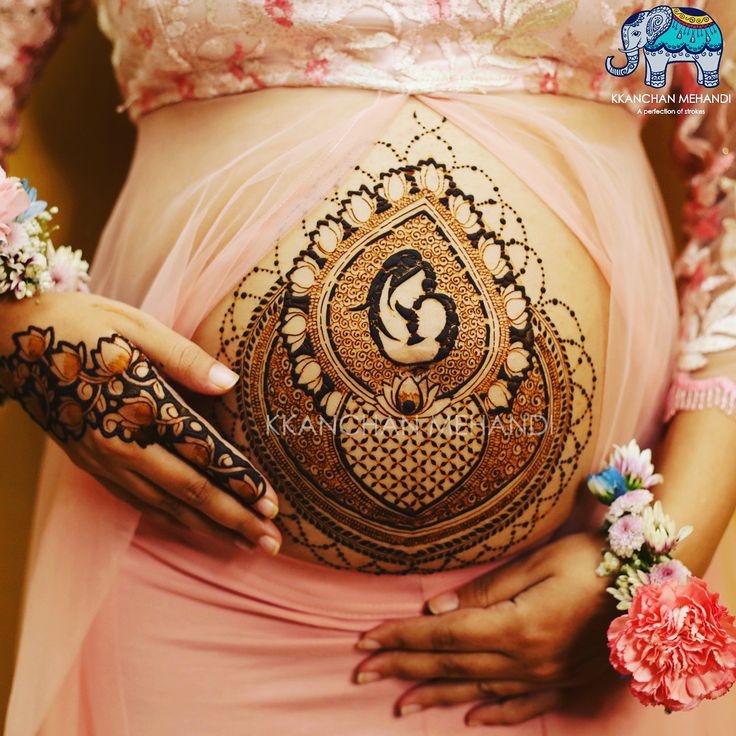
{"left": 666, "top": 50, "right": 736, "bottom": 419}
{"left": 673, "top": 68, "right": 736, "bottom": 373}
{"left": 0, "top": 1, "right": 86, "bottom": 160}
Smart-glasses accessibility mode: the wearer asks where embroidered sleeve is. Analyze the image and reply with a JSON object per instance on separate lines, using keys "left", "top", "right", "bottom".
{"left": 0, "top": 0, "right": 85, "bottom": 163}
{"left": 666, "top": 21, "right": 736, "bottom": 420}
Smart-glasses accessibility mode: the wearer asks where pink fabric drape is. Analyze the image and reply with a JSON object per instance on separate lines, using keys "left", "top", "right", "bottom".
{"left": 6, "top": 90, "right": 722, "bottom": 735}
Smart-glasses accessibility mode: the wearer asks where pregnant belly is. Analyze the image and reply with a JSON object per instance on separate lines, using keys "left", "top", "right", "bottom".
{"left": 192, "top": 98, "right": 608, "bottom": 573}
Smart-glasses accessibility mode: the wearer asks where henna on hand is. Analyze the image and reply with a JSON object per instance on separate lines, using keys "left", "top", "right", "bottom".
{"left": 0, "top": 326, "right": 268, "bottom": 505}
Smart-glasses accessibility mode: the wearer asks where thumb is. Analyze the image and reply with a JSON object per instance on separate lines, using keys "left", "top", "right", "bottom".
{"left": 426, "top": 553, "right": 538, "bottom": 614}
{"left": 117, "top": 309, "right": 239, "bottom": 395}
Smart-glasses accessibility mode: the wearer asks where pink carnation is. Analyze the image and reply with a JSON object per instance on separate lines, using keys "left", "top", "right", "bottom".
{"left": 607, "top": 578, "right": 736, "bottom": 711}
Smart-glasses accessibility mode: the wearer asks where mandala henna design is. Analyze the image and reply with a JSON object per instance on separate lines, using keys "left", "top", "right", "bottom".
{"left": 215, "top": 109, "right": 596, "bottom": 573}
{"left": 0, "top": 327, "right": 268, "bottom": 504}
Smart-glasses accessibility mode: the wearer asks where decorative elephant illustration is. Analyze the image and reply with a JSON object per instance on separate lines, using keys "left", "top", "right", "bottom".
{"left": 606, "top": 6, "right": 723, "bottom": 88}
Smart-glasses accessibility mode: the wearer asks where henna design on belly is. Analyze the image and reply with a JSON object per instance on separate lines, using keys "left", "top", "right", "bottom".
{"left": 351, "top": 248, "right": 459, "bottom": 366}
{"left": 0, "top": 328, "right": 268, "bottom": 504}
{"left": 215, "top": 112, "right": 596, "bottom": 573}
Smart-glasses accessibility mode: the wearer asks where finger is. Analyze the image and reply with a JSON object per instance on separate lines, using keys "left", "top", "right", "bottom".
{"left": 465, "top": 689, "right": 565, "bottom": 726}
{"left": 122, "top": 444, "right": 282, "bottom": 553}
{"left": 111, "top": 469, "right": 246, "bottom": 543}
{"left": 426, "top": 551, "right": 545, "bottom": 614}
{"left": 151, "top": 385, "right": 276, "bottom": 510}
{"left": 354, "top": 651, "right": 518, "bottom": 684}
{"left": 85, "top": 334, "right": 275, "bottom": 509}
{"left": 396, "top": 680, "right": 541, "bottom": 717}
{"left": 93, "top": 472, "right": 188, "bottom": 534}
{"left": 357, "top": 606, "right": 516, "bottom": 653}
{"left": 100, "top": 298, "right": 240, "bottom": 395}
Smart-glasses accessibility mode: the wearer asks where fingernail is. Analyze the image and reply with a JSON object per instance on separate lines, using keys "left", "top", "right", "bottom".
{"left": 355, "top": 671, "right": 382, "bottom": 685}
{"left": 258, "top": 536, "right": 280, "bottom": 555}
{"left": 255, "top": 497, "right": 279, "bottom": 519}
{"left": 428, "top": 591, "right": 459, "bottom": 614}
{"left": 209, "top": 362, "right": 239, "bottom": 390}
{"left": 399, "top": 704, "right": 423, "bottom": 717}
{"left": 356, "top": 638, "right": 381, "bottom": 651}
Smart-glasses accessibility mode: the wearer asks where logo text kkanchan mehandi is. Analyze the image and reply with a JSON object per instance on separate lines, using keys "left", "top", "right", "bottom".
{"left": 611, "top": 92, "right": 732, "bottom": 105}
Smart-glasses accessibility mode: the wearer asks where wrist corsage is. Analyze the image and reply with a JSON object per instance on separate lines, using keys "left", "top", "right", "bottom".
{"left": 1, "top": 166, "right": 89, "bottom": 298}
{"left": 588, "top": 440, "right": 736, "bottom": 712}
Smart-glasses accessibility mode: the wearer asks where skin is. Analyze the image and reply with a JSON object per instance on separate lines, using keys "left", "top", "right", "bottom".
{"left": 353, "top": 532, "right": 615, "bottom": 725}
{"left": 0, "top": 291, "right": 283, "bottom": 554}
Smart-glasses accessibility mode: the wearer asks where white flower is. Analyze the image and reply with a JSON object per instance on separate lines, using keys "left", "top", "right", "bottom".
{"left": 641, "top": 501, "right": 692, "bottom": 555}
{"left": 595, "top": 550, "right": 621, "bottom": 577}
{"left": 47, "top": 244, "right": 90, "bottom": 293}
{"left": 608, "top": 563, "right": 649, "bottom": 611}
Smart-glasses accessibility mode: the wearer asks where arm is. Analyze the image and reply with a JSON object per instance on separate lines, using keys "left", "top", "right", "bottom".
{"left": 657, "top": 0, "right": 736, "bottom": 576}
{"left": 1, "top": 6, "right": 283, "bottom": 550}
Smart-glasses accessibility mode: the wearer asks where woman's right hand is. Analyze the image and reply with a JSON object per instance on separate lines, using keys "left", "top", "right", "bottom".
{"left": 0, "top": 290, "right": 282, "bottom": 554}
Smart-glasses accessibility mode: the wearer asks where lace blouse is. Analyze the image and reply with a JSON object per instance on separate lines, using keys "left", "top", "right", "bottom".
{"left": 1, "top": 0, "right": 735, "bottom": 418}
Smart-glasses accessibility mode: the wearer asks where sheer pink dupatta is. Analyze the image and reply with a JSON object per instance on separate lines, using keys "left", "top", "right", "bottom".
{"left": 6, "top": 91, "right": 678, "bottom": 736}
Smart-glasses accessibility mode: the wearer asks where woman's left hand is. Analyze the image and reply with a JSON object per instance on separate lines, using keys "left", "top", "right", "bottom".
{"left": 354, "top": 532, "right": 617, "bottom": 727}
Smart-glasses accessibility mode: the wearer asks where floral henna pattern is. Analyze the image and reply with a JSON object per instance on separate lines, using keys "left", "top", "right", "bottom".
{"left": 214, "top": 109, "right": 597, "bottom": 573}
{"left": 0, "top": 327, "right": 267, "bottom": 504}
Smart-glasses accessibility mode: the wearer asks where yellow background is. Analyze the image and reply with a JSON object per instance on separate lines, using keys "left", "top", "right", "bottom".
{"left": 0, "top": 6, "right": 698, "bottom": 723}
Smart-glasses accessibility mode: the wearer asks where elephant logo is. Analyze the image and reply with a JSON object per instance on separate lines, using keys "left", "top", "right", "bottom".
{"left": 606, "top": 6, "right": 723, "bottom": 88}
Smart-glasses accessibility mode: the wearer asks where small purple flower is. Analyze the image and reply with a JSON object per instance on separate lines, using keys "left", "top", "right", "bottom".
{"left": 608, "top": 514, "right": 646, "bottom": 558}
{"left": 647, "top": 559, "right": 691, "bottom": 586}
{"left": 588, "top": 466, "right": 628, "bottom": 504}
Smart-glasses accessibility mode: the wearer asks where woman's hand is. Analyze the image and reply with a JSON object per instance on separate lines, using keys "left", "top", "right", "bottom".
{"left": 354, "top": 533, "right": 616, "bottom": 727}
{"left": 0, "top": 291, "right": 282, "bottom": 554}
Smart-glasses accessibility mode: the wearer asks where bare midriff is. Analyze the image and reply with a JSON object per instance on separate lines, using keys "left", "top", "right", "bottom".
{"left": 128, "top": 88, "right": 615, "bottom": 574}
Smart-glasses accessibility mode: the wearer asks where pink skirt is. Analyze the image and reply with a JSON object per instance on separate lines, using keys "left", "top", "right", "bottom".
{"left": 48, "top": 516, "right": 735, "bottom": 735}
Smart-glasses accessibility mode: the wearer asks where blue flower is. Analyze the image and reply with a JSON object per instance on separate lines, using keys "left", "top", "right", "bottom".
{"left": 587, "top": 466, "right": 628, "bottom": 504}
{"left": 17, "top": 179, "right": 47, "bottom": 222}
